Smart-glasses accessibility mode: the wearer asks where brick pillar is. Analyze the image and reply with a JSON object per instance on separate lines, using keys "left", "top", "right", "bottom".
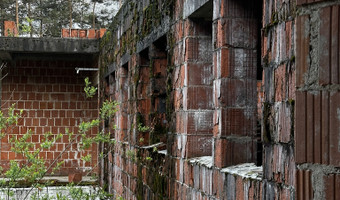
{"left": 213, "top": 0, "right": 259, "bottom": 168}
{"left": 4, "top": 21, "right": 18, "bottom": 36}
{"left": 0, "top": 59, "right": 98, "bottom": 175}
{"left": 175, "top": 19, "right": 214, "bottom": 159}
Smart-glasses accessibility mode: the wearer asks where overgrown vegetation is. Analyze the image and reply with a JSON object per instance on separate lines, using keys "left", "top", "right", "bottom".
{"left": 0, "top": 0, "right": 120, "bottom": 37}
{"left": 0, "top": 77, "right": 119, "bottom": 199}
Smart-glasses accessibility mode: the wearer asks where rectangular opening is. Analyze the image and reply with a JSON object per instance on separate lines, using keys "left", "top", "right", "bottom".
{"left": 150, "top": 36, "right": 168, "bottom": 145}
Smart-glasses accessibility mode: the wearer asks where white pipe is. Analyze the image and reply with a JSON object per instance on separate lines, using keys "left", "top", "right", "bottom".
{"left": 75, "top": 68, "right": 99, "bottom": 74}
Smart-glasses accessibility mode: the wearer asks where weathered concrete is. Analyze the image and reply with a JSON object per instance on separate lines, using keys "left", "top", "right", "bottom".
{"left": 0, "top": 37, "right": 99, "bottom": 60}
{"left": 0, "top": 186, "right": 100, "bottom": 200}
{"left": 183, "top": 0, "right": 211, "bottom": 19}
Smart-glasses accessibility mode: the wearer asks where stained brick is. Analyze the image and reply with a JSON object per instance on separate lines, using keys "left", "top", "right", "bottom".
{"left": 214, "top": 138, "right": 256, "bottom": 168}
{"left": 220, "top": 0, "right": 257, "bottom": 18}
{"left": 329, "top": 91, "right": 340, "bottom": 166}
{"left": 217, "top": 78, "right": 257, "bottom": 108}
{"left": 185, "top": 37, "right": 212, "bottom": 63}
{"left": 295, "top": 91, "right": 307, "bottom": 163}
{"left": 186, "top": 63, "right": 213, "bottom": 86}
{"left": 324, "top": 174, "right": 335, "bottom": 200}
{"left": 274, "top": 64, "right": 287, "bottom": 102}
{"left": 215, "top": 48, "right": 257, "bottom": 79}
{"left": 218, "top": 18, "right": 258, "bottom": 48}
{"left": 296, "top": 91, "right": 340, "bottom": 166}
{"left": 319, "top": 6, "right": 332, "bottom": 85}
{"left": 277, "top": 102, "right": 292, "bottom": 143}
{"left": 185, "top": 86, "right": 214, "bottom": 110}
{"left": 296, "top": 15, "right": 310, "bottom": 87}
{"left": 218, "top": 108, "right": 256, "bottom": 137}
{"left": 296, "top": 170, "right": 313, "bottom": 199}
{"left": 1, "top": 59, "right": 98, "bottom": 176}
{"left": 185, "top": 135, "right": 212, "bottom": 158}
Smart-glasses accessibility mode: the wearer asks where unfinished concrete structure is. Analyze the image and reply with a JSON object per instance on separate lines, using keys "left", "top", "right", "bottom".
{"left": 98, "top": 0, "right": 340, "bottom": 199}
{"left": 0, "top": 37, "right": 100, "bottom": 176}
{"left": 1, "top": 0, "right": 340, "bottom": 199}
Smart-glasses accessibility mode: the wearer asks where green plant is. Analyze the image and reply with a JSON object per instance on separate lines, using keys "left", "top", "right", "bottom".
{"left": 137, "top": 123, "right": 150, "bottom": 132}
{"left": 126, "top": 150, "right": 136, "bottom": 162}
{"left": 20, "top": 17, "right": 33, "bottom": 35}
{"left": 0, "top": 77, "right": 118, "bottom": 199}
{"left": 84, "top": 77, "right": 97, "bottom": 98}
{"left": 145, "top": 156, "right": 152, "bottom": 161}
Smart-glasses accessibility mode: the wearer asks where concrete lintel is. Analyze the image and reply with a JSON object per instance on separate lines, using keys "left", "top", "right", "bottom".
{"left": 183, "top": 0, "right": 212, "bottom": 19}
{"left": 0, "top": 37, "right": 99, "bottom": 55}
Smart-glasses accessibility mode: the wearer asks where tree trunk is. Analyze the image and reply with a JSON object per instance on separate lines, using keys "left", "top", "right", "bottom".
{"left": 80, "top": 0, "right": 84, "bottom": 28}
{"left": 28, "top": 3, "right": 32, "bottom": 37}
{"left": 69, "top": 0, "right": 73, "bottom": 29}
{"left": 92, "top": 1, "right": 96, "bottom": 29}
{"left": 16, "top": 0, "right": 19, "bottom": 34}
{"left": 40, "top": 0, "right": 43, "bottom": 37}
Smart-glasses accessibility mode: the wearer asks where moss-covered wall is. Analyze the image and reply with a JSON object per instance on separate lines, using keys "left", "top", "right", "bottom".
{"left": 95, "top": 0, "right": 322, "bottom": 199}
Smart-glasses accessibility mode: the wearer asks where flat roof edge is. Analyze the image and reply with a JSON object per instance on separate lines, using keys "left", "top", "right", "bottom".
{"left": 0, "top": 37, "right": 100, "bottom": 55}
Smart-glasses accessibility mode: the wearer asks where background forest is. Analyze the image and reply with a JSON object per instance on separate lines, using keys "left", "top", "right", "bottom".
{"left": 0, "top": 0, "right": 121, "bottom": 37}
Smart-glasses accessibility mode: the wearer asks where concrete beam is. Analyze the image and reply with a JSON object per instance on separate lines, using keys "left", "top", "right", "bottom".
{"left": 0, "top": 37, "right": 99, "bottom": 55}
{"left": 183, "top": 0, "right": 212, "bottom": 19}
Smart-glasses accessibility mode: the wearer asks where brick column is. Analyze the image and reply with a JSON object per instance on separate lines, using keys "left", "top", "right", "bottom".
{"left": 4, "top": 21, "right": 18, "bottom": 36}
{"left": 0, "top": 59, "right": 98, "bottom": 175}
{"left": 175, "top": 19, "right": 214, "bottom": 159}
{"left": 213, "top": 0, "right": 259, "bottom": 168}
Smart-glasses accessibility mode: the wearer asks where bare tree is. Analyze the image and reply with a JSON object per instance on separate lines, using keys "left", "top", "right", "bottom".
{"left": 69, "top": 0, "right": 73, "bottom": 28}
{"left": 16, "top": 0, "right": 19, "bottom": 33}
{"left": 91, "top": 0, "right": 103, "bottom": 29}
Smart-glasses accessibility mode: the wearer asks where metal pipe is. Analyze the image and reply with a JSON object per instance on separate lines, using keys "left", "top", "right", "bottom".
{"left": 75, "top": 67, "right": 99, "bottom": 74}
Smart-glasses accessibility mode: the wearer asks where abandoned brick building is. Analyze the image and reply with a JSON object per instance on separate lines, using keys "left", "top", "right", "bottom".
{"left": 1, "top": 0, "right": 340, "bottom": 199}
{"left": 0, "top": 36, "right": 100, "bottom": 175}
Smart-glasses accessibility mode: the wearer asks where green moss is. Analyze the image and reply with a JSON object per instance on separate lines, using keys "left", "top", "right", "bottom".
{"left": 149, "top": 58, "right": 154, "bottom": 78}
{"left": 288, "top": 99, "right": 295, "bottom": 106}
{"left": 271, "top": 12, "right": 279, "bottom": 25}
{"left": 290, "top": 55, "right": 295, "bottom": 63}
{"left": 100, "top": 30, "right": 112, "bottom": 48}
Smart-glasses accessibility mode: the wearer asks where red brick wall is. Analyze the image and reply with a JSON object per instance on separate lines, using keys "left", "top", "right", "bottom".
{"left": 261, "top": 0, "right": 296, "bottom": 199}
{"left": 98, "top": 0, "right": 340, "bottom": 199}
{"left": 4, "top": 21, "right": 18, "bottom": 36}
{"left": 294, "top": 1, "right": 340, "bottom": 199}
{"left": 0, "top": 59, "right": 98, "bottom": 176}
{"left": 213, "top": 0, "right": 260, "bottom": 168}
{"left": 61, "top": 28, "right": 106, "bottom": 38}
